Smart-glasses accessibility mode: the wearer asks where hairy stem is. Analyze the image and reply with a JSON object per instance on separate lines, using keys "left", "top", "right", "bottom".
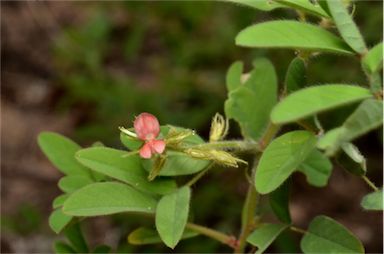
{"left": 235, "top": 184, "right": 259, "bottom": 253}
{"left": 290, "top": 226, "right": 307, "bottom": 234}
{"left": 194, "top": 140, "right": 260, "bottom": 153}
{"left": 186, "top": 222, "right": 236, "bottom": 248}
{"left": 235, "top": 124, "right": 281, "bottom": 253}
{"left": 362, "top": 175, "right": 379, "bottom": 191}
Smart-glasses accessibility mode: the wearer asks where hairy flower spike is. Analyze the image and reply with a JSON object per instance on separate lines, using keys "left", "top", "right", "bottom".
{"left": 209, "top": 113, "right": 229, "bottom": 142}
{"left": 165, "top": 127, "right": 195, "bottom": 147}
{"left": 184, "top": 148, "right": 247, "bottom": 168}
{"left": 133, "top": 113, "right": 166, "bottom": 159}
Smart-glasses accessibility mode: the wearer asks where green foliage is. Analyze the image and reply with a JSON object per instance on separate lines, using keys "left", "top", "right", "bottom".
{"left": 93, "top": 245, "right": 112, "bottom": 253}
{"left": 53, "top": 194, "right": 70, "bottom": 209}
{"left": 284, "top": 57, "right": 307, "bottom": 93}
{"left": 142, "top": 151, "right": 210, "bottom": 176}
{"left": 361, "top": 190, "right": 383, "bottom": 211}
{"left": 54, "top": 241, "right": 76, "bottom": 254}
{"left": 326, "top": 0, "right": 367, "bottom": 54}
{"left": 226, "top": 61, "right": 244, "bottom": 92}
{"left": 128, "top": 227, "right": 198, "bottom": 245}
{"left": 58, "top": 176, "right": 93, "bottom": 193}
{"left": 362, "top": 42, "right": 383, "bottom": 74}
{"left": 225, "top": 0, "right": 283, "bottom": 11}
{"left": 318, "top": 99, "right": 383, "bottom": 155}
{"left": 156, "top": 187, "right": 191, "bottom": 248}
{"left": 39, "top": 2, "right": 382, "bottom": 253}
{"left": 247, "top": 223, "right": 288, "bottom": 254}
{"left": 271, "top": 85, "right": 372, "bottom": 124}
{"left": 225, "top": 58, "right": 277, "bottom": 140}
{"left": 76, "top": 147, "right": 176, "bottom": 195}
{"left": 49, "top": 209, "right": 72, "bottom": 234}
{"left": 236, "top": 21, "right": 354, "bottom": 54}
{"left": 269, "top": 181, "right": 291, "bottom": 224}
{"left": 298, "top": 149, "right": 333, "bottom": 187}
{"left": 275, "top": 0, "right": 329, "bottom": 17}
{"left": 62, "top": 182, "right": 157, "bottom": 216}
{"left": 301, "top": 216, "right": 364, "bottom": 253}
{"left": 255, "top": 131, "right": 316, "bottom": 194}
{"left": 63, "top": 223, "right": 89, "bottom": 253}
{"left": 38, "top": 132, "right": 92, "bottom": 177}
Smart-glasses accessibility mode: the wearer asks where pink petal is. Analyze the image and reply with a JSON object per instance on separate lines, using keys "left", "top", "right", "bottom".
{"left": 150, "top": 139, "right": 166, "bottom": 154}
{"left": 134, "top": 113, "right": 160, "bottom": 141}
{"left": 139, "top": 142, "right": 152, "bottom": 159}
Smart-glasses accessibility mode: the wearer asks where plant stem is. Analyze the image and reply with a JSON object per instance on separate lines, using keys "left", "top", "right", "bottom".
{"left": 362, "top": 175, "right": 379, "bottom": 191}
{"left": 235, "top": 123, "right": 281, "bottom": 253}
{"left": 258, "top": 123, "right": 280, "bottom": 150}
{"left": 137, "top": 213, "right": 236, "bottom": 248}
{"left": 290, "top": 226, "right": 307, "bottom": 234}
{"left": 185, "top": 163, "right": 214, "bottom": 187}
{"left": 235, "top": 184, "right": 259, "bottom": 253}
{"left": 186, "top": 222, "right": 236, "bottom": 248}
{"left": 194, "top": 140, "right": 260, "bottom": 153}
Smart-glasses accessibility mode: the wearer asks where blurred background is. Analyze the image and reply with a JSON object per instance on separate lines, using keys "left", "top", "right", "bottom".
{"left": 1, "top": 1, "right": 382, "bottom": 253}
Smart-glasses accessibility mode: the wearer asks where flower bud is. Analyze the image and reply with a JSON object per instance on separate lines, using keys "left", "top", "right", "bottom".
{"left": 209, "top": 113, "right": 229, "bottom": 142}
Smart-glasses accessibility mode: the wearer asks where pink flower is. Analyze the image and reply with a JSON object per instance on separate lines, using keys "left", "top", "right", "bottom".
{"left": 134, "top": 113, "right": 166, "bottom": 159}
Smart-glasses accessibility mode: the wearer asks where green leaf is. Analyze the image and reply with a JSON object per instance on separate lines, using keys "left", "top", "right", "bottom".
{"left": 362, "top": 42, "right": 383, "bottom": 74}
{"left": 318, "top": 99, "right": 382, "bottom": 155}
{"left": 53, "top": 241, "right": 76, "bottom": 254}
{"left": 336, "top": 147, "right": 366, "bottom": 176}
{"left": 156, "top": 187, "right": 191, "bottom": 249}
{"left": 225, "top": 0, "right": 283, "bottom": 11}
{"left": 317, "top": 0, "right": 330, "bottom": 16}
{"left": 128, "top": 227, "right": 198, "bottom": 245}
{"left": 284, "top": 57, "right": 307, "bottom": 93}
{"left": 341, "top": 142, "right": 366, "bottom": 172}
{"left": 225, "top": 58, "right": 277, "bottom": 140}
{"left": 53, "top": 194, "right": 70, "bottom": 209}
{"left": 49, "top": 209, "right": 72, "bottom": 234}
{"left": 76, "top": 147, "right": 176, "bottom": 195}
{"left": 255, "top": 131, "right": 316, "bottom": 194}
{"left": 236, "top": 21, "right": 353, "bottom": 55}
{"left": 361, "top": 190, "right": 383, "bottom": 211}
{"left": 226, "top": 61, "right": 244, "bottom": 92}
{"left": 142, "top": 151, "right": 210, "bottom": 176}
{"left": 63, "top": 182, "right": 157, "bottom": 216}
{"left": 247, "top": 223, "right": 288, "bottom": 254}
{"left": 271, "top": 85, "right": 372, "bottom": 124}
{"left": 327, "top": 0, "right": 367, "bottom": 54}
{"left": 342, "top": 99, "right": 383, "bottom": 140}
{"left": 58, "top": 175, "right": 94, "bottom": 193}
{"left": 298, "top": 149, "right": 333, "bottom": 187}
{"left": 301, "top": 215, "right": 364, "bottom": 253}
{"left": 93, "top": 245, "right": 111, "bottom": 253}
{"left": 275, "top": 0, "right": 329, "bottom": 17}
{"left": 63, "top": 223, "right": 89, "bottom": 253}
{"left": 38, "top": 132, "right": 92, "bottom": 177}
{"left": 120, "top": 132, "right": 143, "bottom": 151}
{"left": 269, "top": 180, "right": 291, "bottom": 224}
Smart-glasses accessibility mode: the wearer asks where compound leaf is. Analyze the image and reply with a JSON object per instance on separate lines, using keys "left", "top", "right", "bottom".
{"left": 361, "top": 190, "right": 383, "bottom": 211}
{"left": 255, "top": 131, "right": 316, "bottom": 194}
{"left": 301, "top": 215, "right": 364, "bottom": 253}
{"left": 76, "top": 147, "right": 176, "bottom": 195}
{"left": 156, "top": 187, "right": 191, "bottom": 249}
{"left": 63, "top": 182, "right": 157, "bottom": 216}
{"left": 225, "top": 58, "right": 277, "bottom": 140}
{"left": 247, "top": 223, "right": 288, "bottom": 254}
{"left": 236, "top": 21, "right": 353, "bottom": 55}
{"left": 327, "top": 0, "right": 367, "bottom": 54}
{"left": 271, "top": 85, "right": 372, "bottom": 124}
